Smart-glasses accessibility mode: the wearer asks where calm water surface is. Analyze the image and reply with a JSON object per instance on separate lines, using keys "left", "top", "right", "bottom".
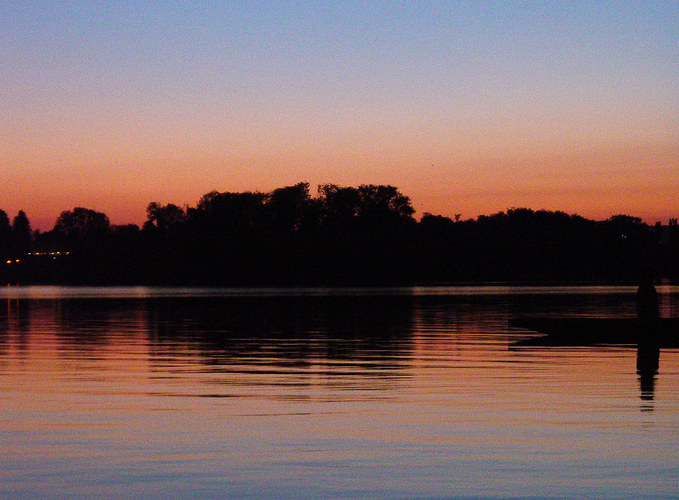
{"left": 1, "top": 286, "right": 679, "bottom": 499}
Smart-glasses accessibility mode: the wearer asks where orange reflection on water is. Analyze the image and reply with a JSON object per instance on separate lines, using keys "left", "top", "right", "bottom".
{"left": 1, "top": 291, "right": 679, "bottom": 498}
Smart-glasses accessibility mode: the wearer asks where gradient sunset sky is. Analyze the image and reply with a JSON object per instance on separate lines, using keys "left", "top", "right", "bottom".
{"left": 2, "top": 1, "right": 678, "bottom": 230}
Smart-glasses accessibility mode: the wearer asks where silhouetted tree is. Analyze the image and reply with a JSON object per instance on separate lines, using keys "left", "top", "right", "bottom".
{"left": 357, "top": 184, "right": 415, "bottom": 222}
{"left": 53, "top": 207, "right": 110, "bottom": 243}
{"left": 140, "top": 202, "right": 190, "bottom": 283}
{"left": 312, "top": 184, "right": 417, "bottom": 284}
{"left": 39, "top": 207, "right": 112, "bottom": 283}
{"left": 11, "top": 210, "right": 32, "bottom": 257}
{"left": 0, "top": 209, "right": 10, "bottom": 260}
{"left": 317, "top": 184, "right": 360, "bottom": 229}
{"left": 266, "top": 182, "right": 312, "bottom": 235}
{"left": 192, "top": 190, "right": 268, "bottom": 233}
{"left": 260, "top": 183, "right": 314, "bottom": 284}
{"left": 418, "top": 213, "right": 459, "bottom": 281}
{"left": 144, "top": 202, "right": 186, "bottom": 234}
{"left": 6, "top": 182, "right": 678, "bottom": 285}
{"left": 181, "top": 190, "right": 270, "bottom": 284}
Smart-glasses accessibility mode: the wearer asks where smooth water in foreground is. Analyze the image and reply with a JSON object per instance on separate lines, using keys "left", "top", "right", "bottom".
{"left": 1, "top": 286, "right": 679, "bottom": 499}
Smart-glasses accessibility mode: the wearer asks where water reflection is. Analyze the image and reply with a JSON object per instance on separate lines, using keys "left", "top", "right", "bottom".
{"left": 1, "top": 288, "right": 679, "bottom": 499}
{"left": 144, "top": 296, "right": 415, "bottom": 398}
{"left": 146, "top": 296, "right": 413, "bottom": 361}
{"left": 0, "top": 298, "right": 31, "bottom": 361}
{"left": 637, "top": 341, "right": 659, "bottom": 408}
{"left": 0, "top": 295, "right": 417, "bottom": 397}
{"left": 511, "top": 319, "right": 673, "bottom": 411}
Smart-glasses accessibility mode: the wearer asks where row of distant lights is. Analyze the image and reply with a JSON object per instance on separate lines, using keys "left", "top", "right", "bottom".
{"left": 5, "top": 251, "right": 70, "bottom": 264}
{"left": 26, "top": 252, "right": 70, "bottom": 256}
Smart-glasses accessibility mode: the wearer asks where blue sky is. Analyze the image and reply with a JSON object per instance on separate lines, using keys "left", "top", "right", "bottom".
{"left": 2, "top": 1, "right": 678, "bottom": 228}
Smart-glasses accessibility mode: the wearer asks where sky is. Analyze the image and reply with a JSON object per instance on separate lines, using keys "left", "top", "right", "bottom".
{"left": 2, "top": 1, "right": 678, "bottom": 230}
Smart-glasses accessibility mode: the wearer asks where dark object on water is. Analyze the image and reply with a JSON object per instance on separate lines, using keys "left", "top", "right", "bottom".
{"left": 510, "top": 317, "right": 679, "bottom": 348}
{"left": 510, "top": 314, "right": 670, "bottom": 409}
{"left": 636, "top": 269, "right": 659, "bottom": 321}
{"left": 637, "top": 340, "right": 659, "bottom": 402}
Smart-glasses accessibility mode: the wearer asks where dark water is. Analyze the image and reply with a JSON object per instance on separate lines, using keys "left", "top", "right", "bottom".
{"left": 1, "top": 286, "right": 679, "bottom": 499}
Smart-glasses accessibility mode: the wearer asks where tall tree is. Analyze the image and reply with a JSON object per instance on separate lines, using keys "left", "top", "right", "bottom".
{"left": 144, "top": 202, "right": 186, "bottom": 234}
{"left": 193, "top": 190, "right": 267, "bottom": 233}
{"left": 317, "top": 184, "right": 360, "bottom": 229}
{"left": 11, "top": 210, "right": 32, "bottom": 256}
{"left": 357, "top": 184, "right": 415, "bottom": 222}
{"left": 0, "top": 209, "right": 10, "bottom": 259}
{"left": 267, "top": 183, "right": 311, "bottom": 234}
{"left": 54, "top": 207, "right": 110, "bottom": 242}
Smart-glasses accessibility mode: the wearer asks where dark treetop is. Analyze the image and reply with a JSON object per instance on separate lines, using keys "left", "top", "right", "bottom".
{"left": 2, "top": 184, "right": 678, "bottom": 285}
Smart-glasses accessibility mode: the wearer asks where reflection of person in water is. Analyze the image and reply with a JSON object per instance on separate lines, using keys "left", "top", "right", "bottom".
{"left": 637, "top": 341, "right": 659, "bottom": 409}
{"left": 636, "top": 267, "right": 659, "bottom": 321}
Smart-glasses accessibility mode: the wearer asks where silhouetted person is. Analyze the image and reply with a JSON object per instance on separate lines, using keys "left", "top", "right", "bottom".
{"left": 636, "top": 268, "right": 659, "bottom": 321}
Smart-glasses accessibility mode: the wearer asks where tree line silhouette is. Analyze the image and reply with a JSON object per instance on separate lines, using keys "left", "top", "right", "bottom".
{"left": 2, "top": 183, "right": 678, "bottom": 285}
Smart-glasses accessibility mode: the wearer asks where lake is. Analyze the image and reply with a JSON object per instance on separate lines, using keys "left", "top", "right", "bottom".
{"left": 1, "top": 286, "right": 679, "bottom": 499}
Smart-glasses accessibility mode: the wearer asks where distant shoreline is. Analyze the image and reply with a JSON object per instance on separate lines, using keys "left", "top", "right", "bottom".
{"left": 3, "top": 184, "right": 678, "bottom": 286}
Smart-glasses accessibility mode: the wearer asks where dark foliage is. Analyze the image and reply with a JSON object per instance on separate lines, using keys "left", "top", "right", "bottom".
{"left": 11, "top": 210, "right": 32, "bottom": 258}
{"left": 1, "top": 185, "right": 677, "bottom": 285}
{"left": 0, "top": 210, "right": 10, "bottom": 262}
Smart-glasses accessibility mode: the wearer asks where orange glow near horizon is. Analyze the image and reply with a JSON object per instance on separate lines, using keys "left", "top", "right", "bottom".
{"left": 2, "top": 3, "right": 678, "bottom": 231}
{"left": 3, "top": 133, "right": 678, "bottom": 231}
